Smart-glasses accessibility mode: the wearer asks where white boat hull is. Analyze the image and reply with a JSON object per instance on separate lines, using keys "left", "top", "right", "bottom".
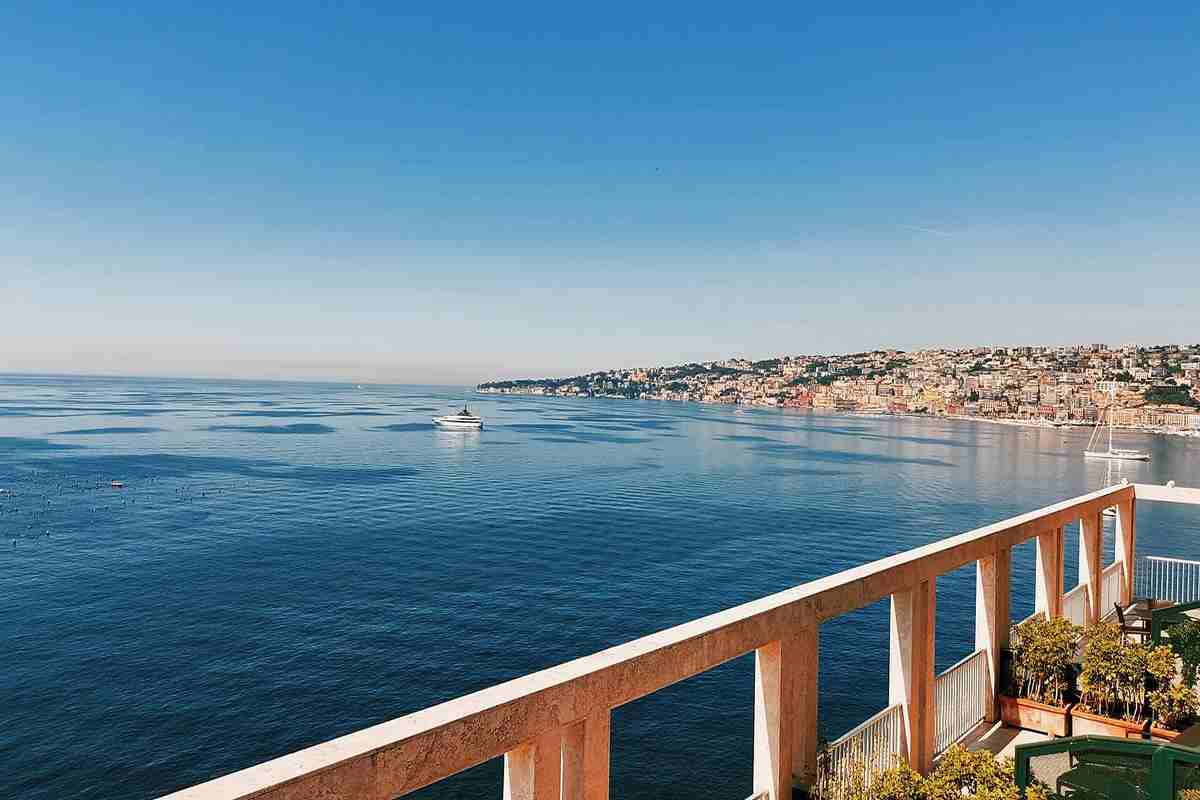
{"left": 433, "top": 417, "right": 482, "bottom": 430}
{"left": 1084, "top": 450, "right": 1150, "bottom": 461}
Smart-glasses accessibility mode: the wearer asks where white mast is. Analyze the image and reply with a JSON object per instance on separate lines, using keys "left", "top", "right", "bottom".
{"left": 1108, "top": 383, "right": 1115, "bottom": 453}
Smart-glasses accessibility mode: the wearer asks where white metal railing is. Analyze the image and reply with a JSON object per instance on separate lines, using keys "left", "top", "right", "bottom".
{"left": 1016, "top": 609, "right": 1044, "bottom": 627}
{"left": 1100, "top": 562, "right": 1124, "bottom": 617}
{"left": 1062, "top": 583, "right": 1089, "bottom": 626}
{"left": 1137, "top": 555, "right": 1200, "bottom": 604}
{"left": 934, "top": 649, "right": 988, "bottom": 755}
{"left": 818, "top": 704, "right": 903, "bottom": 795}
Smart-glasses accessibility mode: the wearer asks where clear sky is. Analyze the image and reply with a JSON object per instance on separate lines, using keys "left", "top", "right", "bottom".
{"left": 4, "top": 3, "right": 1199, "bottom": 384}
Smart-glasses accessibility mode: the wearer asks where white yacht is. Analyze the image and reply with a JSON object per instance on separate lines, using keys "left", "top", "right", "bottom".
{"left": 433, "top": 405, "right": 483, "bottom": 430}
{"left": 1084, "top": 385, "right": 1149, "bottom": 461}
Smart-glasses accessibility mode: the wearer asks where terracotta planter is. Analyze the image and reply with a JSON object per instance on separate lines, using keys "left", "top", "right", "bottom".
{"left": 1071, "top": 708, "right": 1148, "bottom": 739}
{"left": 1150, "top": 725, "right": 1181, "bottom": 742}
{"left": 998, "top": 694, "right": 1073, "bottom": 737}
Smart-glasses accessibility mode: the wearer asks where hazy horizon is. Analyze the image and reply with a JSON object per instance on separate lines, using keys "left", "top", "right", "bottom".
{"left": 6, "top": 4, "right": 1200, "bottom": 383}
{"left": 3, "top": 337, "right": 1197, "bottom": 387}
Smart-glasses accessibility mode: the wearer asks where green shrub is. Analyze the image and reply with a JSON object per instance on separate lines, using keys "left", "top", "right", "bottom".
{"left": 815, "top": 746, "right": 1031, "bottom": 800}
{"left": 1150, "top": 682, "right": 1200, "bottom": 731}
{"left": 1168, "top": 619, "right": 1200, "bottom": 688}
{"left": 1078, "top": 623, "right": 1177, "bottom": 723}
{"left": 1010, "top": 615, "right": 1082, "bottom": 706}
{"left": 923, "top": 746, "right": 1019, "bottom": 800}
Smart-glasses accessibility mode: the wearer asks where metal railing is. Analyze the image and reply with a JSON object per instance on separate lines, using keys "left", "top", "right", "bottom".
{"left": 1016, "top": 609, "right": 1044, "bottom": 627}
{"left": 1136, "top": 555, "right": 1200, "bottom": 604}
{"left": 1062, "top": 583, "right": 1090, "bottom": 626}
{"left": 934, "top": 649, "right": 988, "bottom": 755}
{"left": 818, "top": 704, "right": 904, "bottom": 795}
{"left": 1100, "top": 562, "right": 1124, "bottom": 616}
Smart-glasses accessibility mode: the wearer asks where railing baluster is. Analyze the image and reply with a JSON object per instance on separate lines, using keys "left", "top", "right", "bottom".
{"left": 932, "top": 649, "right": 988, "bottom": 756}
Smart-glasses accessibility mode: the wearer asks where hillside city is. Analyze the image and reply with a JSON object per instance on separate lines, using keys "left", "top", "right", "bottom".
{"left": 479, "top": 343, "right": 1200, "bottom": 433}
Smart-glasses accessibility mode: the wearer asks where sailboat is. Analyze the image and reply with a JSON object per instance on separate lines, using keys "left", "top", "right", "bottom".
{"left": 1084, "top": 384, "right": 1149, "bottom": 461}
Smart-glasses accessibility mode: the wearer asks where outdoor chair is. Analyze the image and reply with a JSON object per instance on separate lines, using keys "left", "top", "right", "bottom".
{"left": 1115, "top": 604, "right": 1150, "bottom": 643}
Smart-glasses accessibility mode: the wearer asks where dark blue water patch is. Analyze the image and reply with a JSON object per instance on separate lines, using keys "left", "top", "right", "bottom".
{"left": 756, "top": 444, "right": 955, "bottom": 468}
{"left": 718, "top": 434, "right": 956, "bottom": 467}
{"left": 579, "top": 420, "right": 676, "bottom": 433}
{"left": 224, "top": 410, "right": 389, "bottom": 418}
{"left": 852, "top": 432, "right": 982, "bottom": 448}
{"left": 503, "top": 423, "right": 576, "bottom": 432}
{"left": 205, "top": 423, "right": 336, "bottom": 434}
{"left": 52, "top": 427, "right": 164, "bottom": 435}
{"left": 15, "top": 453, "right": 418, "bottom": 484}
{"left": 531, "top": 431, "right": 650, "bottom": 444}
{"left": 757, "top": 466, "right": 861, "bottom": 477}
{"left": 0, "top": 437, "right": 85, "bottom": 453}
{"left": 371, "top": 423, "right": 434, "bottom": 432}
{"left": 625, "top": 419, "right": 675, "bottom": 430}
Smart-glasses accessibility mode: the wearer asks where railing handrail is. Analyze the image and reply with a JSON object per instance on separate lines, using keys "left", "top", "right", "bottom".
{"left": 1142, "top": 555, "right": 1200, "bottom": 566}
{"left": 1101, "top": 561, "right": 1123, "bottom": 575}
{"left": 1063, "top": 582, "right": 1088, "bottom": 598}
{"left": 157, "top": 483, "right": 1134, "bottom": 800}
{"left": 938, "top": 647, "right": 987, "bottom": 678}
{"left": 829, "top": 703, "right": 904, "bottom": 746}
{"left": 1133, "top": 483, "right": 1200, "bottom": 505}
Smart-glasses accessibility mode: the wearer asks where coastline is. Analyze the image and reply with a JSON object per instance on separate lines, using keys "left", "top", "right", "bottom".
{"left": 477, "top": 388, "right": 1200, "bottom": 440}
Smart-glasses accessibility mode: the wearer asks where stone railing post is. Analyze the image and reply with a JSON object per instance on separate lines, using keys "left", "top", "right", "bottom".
{"left": 976, "top": 548, "right": 1010, "bottom": 723}
{"left": 890, "top": 579, "right": 936, "bottom": 774}
{"left": 1035, "top": 526, "right": 1064, "bottom": 619}
{"left": 504, "top": 729, "right": 563, "bottom": 800}
{"left": 1080, "top": 513, "right": 1103, "bottom": 623}
{"left": 754, "top": 626, "right": 817, "bottom": 800}
{"left": 792, "top": 624, "right": 819, "bottom": 790}
{"left": 754, "top": 640, "right": 791, "bottom": 800}
{"left": 562, "top": 711, "right": 609, "bottom": 800}
{"left": 1115, "top": 497, "right": 1137, "bottom": 605}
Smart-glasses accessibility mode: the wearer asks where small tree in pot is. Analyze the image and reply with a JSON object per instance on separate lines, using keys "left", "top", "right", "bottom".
{"left": 1075, "top": 622, "right": 1180, "bottom": 736}
{"left": 1000, "top": 616, "right": 1082, "bottom": 735}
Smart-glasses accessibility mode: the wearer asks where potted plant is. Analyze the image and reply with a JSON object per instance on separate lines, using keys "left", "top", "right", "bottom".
{"left": 1149, "top": 682, "right": 1200, "bottom": 741}
{"left": 1150, "top": 617, "right": 1200, "bottom": 740}
{"left": 1073, "top": 622, "right": 1178, "bottom": 738}
{"left": 999, "top": 615, "right": 1081, "bottom": 736}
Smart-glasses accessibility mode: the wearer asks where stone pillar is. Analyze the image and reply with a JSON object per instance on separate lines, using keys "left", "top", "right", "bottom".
{"left": 1115, "top": 497, "right": 1137, "bottom": 605}
{"left": 791, "top": 625, "right": 819, "bottom": 790}
{"left": 563, "top": 711, "right": 609, "bottom": 800}
{"left": 890, "top": 579, "right": 936, "bottom": 774}
{"left": 1035, "top": 527, "right": 1064, "bottom": 619}
{"left": 504, "top": 729, "right": 562, "bottom": 800}
{"left": 754, "top": 639, "right": 793, "bottom": 800}
{"left": 976, "top": 549, "right": 1010, "bottom": 723}
{"left": 1080, "top": 514, "right": 1103, "bottom": 623}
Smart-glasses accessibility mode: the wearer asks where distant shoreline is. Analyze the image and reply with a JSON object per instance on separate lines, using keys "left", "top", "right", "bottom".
{"left": 477, "top": 388, "right": 1200, "bottom": 440}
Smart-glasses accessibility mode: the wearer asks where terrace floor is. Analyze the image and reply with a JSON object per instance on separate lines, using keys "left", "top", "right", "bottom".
{"left": 961, "top": 721, "right": 1050, "bottom": 761}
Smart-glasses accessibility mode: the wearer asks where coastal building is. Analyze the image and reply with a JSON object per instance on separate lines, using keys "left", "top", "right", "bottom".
{"left": 477, "top": 343, "right": 1200, "bottom": 433}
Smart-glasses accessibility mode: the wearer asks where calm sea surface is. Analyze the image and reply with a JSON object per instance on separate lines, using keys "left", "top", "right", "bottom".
{"left": 2, "top": 374, "right": 1198, "bottom": 799}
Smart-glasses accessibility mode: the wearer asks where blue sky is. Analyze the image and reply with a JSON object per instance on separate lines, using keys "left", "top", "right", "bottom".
{"left": 4, "top": 3, "right": 1199, "bottom": 383}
